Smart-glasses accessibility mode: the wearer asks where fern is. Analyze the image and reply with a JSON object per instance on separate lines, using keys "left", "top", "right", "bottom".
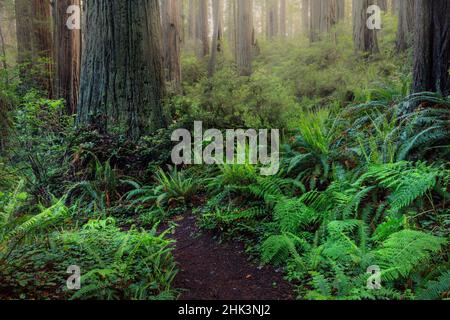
{"left": 417, "top": 270, "right": 450, "bottom": 300}
{"left": 373, "top": 230, "right": 446, "bottom": 282}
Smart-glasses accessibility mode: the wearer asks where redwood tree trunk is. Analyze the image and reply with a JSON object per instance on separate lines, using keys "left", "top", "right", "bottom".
{"left": 208, "top": 0, "right": 223, "bottom": 77}
{"left": 301, "top": 0, "right": 309, "bottom": 34}
{"left": 54, "top": 0, "right": 81, "bottom": 114}
{"left": 77, "top": 0, "right": 166, "bottom": 140}
{"left": 162, "top": 0, "right": 182, "bottom": 92}
{"left": 198, "top": 0, "right": 209, "bottom": 57}
{"left": 395, "top": 0, "right": 414, "bottom": 52}
{"left": 279, "top": 0, "right": 286, "bottom": 38}
{"left": 353, "top": 0, "right": 379, "bottom": 54}
{"left": 236, "top": 0, "right": 253, "bottom": 76}
{"left": 412, "top": 0, "right": 450, "bottom": 97}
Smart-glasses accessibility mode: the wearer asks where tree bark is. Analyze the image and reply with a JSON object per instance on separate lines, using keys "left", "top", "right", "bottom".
{"left": 412, "top": 0, "right": 450, "bottom": 97}
{"left": 236, "top": 0, "right": 253, "bottom": 76}
{"left": 352, "top": 0, "right": 379, "bottom": 54}
{"left": 279, "top": 0, "right": 286, "bottom": 38}
{"left": 309, "top": 0, "right": 321, "bottom": 42}
{"left": 395, "top": 0, "right": 414, "bottom": 52}
{"left": 15, "top": 0, "right": 53, "bottom": 94}
{"left": 336, "top": 0, "right": 345, "bottom": 21}
{"left": 301, "top": 0, "right": 309, "bottom": 34}
{"left": 162, "top": 0, "right": 182, "bottom": 92}
{"left": 77, "top": 0, "right": 166, "bottom": 140}
{"left": 266, "top": 0, "right": 278, "bottom": 39}
{"left": 208, "top": 0, "right": 223, "bottom": 77}
{"left": 53, "top": 0, "right": 81, "bottom": 114}
{"left": 198, "top": 0, "right": 209, "bottom": 57}
{"left": 377, "top": 0, "right": 387, "bottom": 11}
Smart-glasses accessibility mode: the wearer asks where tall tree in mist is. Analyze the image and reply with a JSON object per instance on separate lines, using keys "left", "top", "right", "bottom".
{"left": 208, "top": 0, "right": 224, "bottom": 77}
{"left": 15, "top": 0, "right": 53, "bottom": 94}
{"left": 236, "top": 0, "right": 253, "bottom": 76}
{"left": 301, "top": 0, "right": 309, "bottom": 34}
{"left": 279, "top": 0, "right": 286, "bottom": 38}
{"left": 53, "top": 0, "right": 81, "bottom": 114}
{"left": 395, "top": 0, "right": 414, "bottom": 52}
{"left": 309, "top": 0, "right": 320, "bottom": 42}
{"left": 266, "top": 0, "right": 278, "bottom": 39}
{"left": 77, "top": 0, "right": 166, "bottom": 140}
{"left": 412, "top": 0, "right": 450, "bottom": 97}
{"left": 352, "top": 0, "right": 379, "bottom": 54}
{"left": 198, "top": 0, "right": 209, "bottom": 57}
{"left": 336, "top": 0, "right": 345, "bottom": 21}
{"left": 188, "top": 0, "right": 196, "bottom": 40}
{"left": 162, "top": 0, "right": 182, "bottom": 92}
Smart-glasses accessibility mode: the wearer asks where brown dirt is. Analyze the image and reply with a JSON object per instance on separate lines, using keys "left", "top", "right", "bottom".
{"left": 169, "top": 214, "right": 294, "bottom": 300}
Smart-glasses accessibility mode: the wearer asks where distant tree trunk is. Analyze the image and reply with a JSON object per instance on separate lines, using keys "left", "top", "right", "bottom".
{"left": 53, "top": 0, "right": 81, "bottom": 115}
{"left": 336, "top": 0, "right": 345, "bottom": 21}
{"left": 319, "top": 0, "right": 337, "bottom": 35}
{"left": 395, "top": 0, "right": 414, "bottom": 52}
{"left": 198, "top": 0, "right": 209, "bottom": 57}
{"left": 309, "top": 0, "right": 320, "bottom": 42}
{"left": 353, "top": 0, "right": 379, "bottom": 54}
{"left": 236, "top": 0, "right": 253, "bottom": 76}
{"left": 15, "top": 0, "right": 33, "bottom": 69}
{"left": 266, "top": 0, "right": 278, "bottom": 39}
{"left": 279, "top": 0, "right": 286, "bottom": 38}
{"left": 162, "top": 0, "right": 182, "bottom": 92}
{"left": 77, "top": 0, "right": 166, "bottom": 140}
{"left": 188, "top": 0, "right": 196, "bottom": 40}
{"left": 412, "top": 0, "right": 450, "bottom": 97}
{"left": 31, "top": 0, "right": 53, "bottom": 96}
{"left": 15, "top": 0, "right": 53, "bottom": 94}
{"left": 227, "top": 0, "right": 236, "bottom": 54}
{"left": 301, "top": 0, "right": 309, "bottom": 34}
{"left": 390, "top": 0, "right": 399, "bottom": 15}
{"left": 377, "top": 0, "right": 387, "bottom": 11}
{"left": 0, "top": 18, "right": 6, "bottom": 69}
{"left": 208, "top": 0, "right": 223, "bottom": 77}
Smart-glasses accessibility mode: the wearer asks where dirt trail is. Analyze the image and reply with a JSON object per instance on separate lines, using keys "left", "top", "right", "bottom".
{"left": 169, "top": 214, "right": 294, "bottom": 300}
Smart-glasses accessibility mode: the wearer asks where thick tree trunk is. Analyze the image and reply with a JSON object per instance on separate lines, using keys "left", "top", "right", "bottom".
{"left": 395, "top": 0, "right": 414, "bottom": 52}
{"left": 77, "top": 0, "right": 166, "bottom": 140}
{"left": 208, "top": 0, "right": 223, "bottom": 77}
{"left": 53, "top": 0, "right": 81, "bottom": 114}
{"left": 412, "top": 0, "right": 450, "bottom": 97}
{"left": 236, "top": 0, "right": 253, "bottom": 76}
{"left": 162, "top": 0, "right": 182, "bottom": 92}
{"left": 352, "top": 0, "right": 379, "bottom": 54}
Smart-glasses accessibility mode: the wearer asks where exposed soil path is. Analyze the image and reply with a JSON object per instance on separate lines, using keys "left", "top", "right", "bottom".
{"left": 169, "top": 214, "right": 294, "bottom": 300}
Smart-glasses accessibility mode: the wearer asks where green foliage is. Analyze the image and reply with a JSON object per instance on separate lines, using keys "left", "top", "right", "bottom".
{"left": 373, "top": 230, "right": 446, "bottom": 282}
{"left": 61, "top": 219, "right": 178, "bottom": 300}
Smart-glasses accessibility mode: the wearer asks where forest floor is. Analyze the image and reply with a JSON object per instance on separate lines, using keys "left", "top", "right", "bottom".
{"left": 167, "top": 213, "right": 294, "bottom": 300}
